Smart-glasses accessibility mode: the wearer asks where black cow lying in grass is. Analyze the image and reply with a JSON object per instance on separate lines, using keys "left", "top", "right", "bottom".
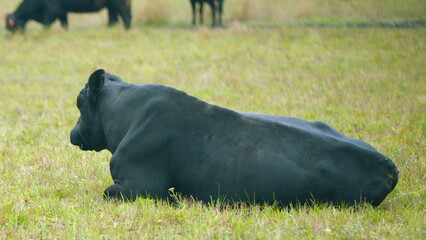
{"left": 70, "top": 69, "right": 398, "bottom": 206}
{"left": 190, "top": 0, "right": 224, "bottom": 27}
{"left": 6, "top": 0, "right": 131, "bottom": 32}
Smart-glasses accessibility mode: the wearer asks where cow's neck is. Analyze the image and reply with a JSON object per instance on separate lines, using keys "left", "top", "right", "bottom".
{"left": 98, "top": 83, "right": 147, "bottom": 154}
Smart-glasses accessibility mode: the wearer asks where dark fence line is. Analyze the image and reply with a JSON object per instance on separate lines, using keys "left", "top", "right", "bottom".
{"left": 249, "top": 21, "right": 426, "bottom": 29}
{"left": 301, "top": 21, "right": 426, "bottom": 28}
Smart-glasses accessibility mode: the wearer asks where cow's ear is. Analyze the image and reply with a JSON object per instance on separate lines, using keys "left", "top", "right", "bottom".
{"left": 88, "top": 69, "right": 105, "bottom": 94}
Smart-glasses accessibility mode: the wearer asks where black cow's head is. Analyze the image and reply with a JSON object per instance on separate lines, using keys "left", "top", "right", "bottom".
{"left": 6, "top": 13, "right": 26, "bottom": 33}
{"left": 70, "top": 69, "right": 108, "bottom": 152}
{"left": 5, "top": 14, "right": 26, "bottom": 32}
{"left": 5, "top": 14, "right": 17, "bottom": 32}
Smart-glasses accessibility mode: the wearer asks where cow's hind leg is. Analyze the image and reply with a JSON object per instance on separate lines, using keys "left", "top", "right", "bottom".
{"left": 217, "top": 0, "right": 223, "bottom": 26}
{"left": 107, "top": 0, "right": 131, "bottom": 29}
{"left": 118, "top": 0, "right": 132, "bottom": 29}
{"left": 107, "top": 8, "right": 119, "bottom": 26}
{"left": 207, "top": 0, "right": 216, "bottom": 27}
{"left": 199, "top": 1, "right": 204, "bottom": 25}
{"left": 190, "top": 0, "right": 197, "bottom": 25}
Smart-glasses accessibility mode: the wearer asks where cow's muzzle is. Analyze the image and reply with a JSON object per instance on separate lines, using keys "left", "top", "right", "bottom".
{"left": 70, "top": 128, "right": 82, "bottom": 146}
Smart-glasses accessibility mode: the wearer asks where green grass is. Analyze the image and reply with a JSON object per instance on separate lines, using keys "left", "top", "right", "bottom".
{"left": 1, "top": 0, "right": 425, "bottom": 239}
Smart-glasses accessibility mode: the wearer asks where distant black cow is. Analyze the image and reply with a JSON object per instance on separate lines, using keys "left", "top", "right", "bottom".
{"left": 190, "top": 0, "right": 224, "bottom": 27}
{"left": 5, "top": 0, "right": 131, "bottom": 32}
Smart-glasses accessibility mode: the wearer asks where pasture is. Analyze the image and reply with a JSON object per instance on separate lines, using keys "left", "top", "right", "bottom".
{"left": 0, "top": 0, "right": 425, "bottom": 239}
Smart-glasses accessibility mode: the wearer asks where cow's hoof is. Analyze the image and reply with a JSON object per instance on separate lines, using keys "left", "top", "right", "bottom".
{"left": 103, "top": 184, "right": 134, "bottom": 201}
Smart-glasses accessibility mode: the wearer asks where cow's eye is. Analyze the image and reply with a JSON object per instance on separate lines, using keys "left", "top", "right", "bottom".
{"left": 77, "top": 98, "right": 83, "bottom": 109}
{"left": 77, "top": 90, "right": 86, "bottom": 109}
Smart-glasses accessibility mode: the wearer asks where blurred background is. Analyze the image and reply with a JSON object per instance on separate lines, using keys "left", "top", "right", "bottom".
{"left": 2, "top": 0, "right": 425, "bottom": 30}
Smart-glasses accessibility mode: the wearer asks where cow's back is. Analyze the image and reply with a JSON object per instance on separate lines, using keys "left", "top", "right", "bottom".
{"left": 143, "top": 86, "right": 398, "bottom": 205}
{"left": 60, "top": 0, "right": 106, "bottom": 12}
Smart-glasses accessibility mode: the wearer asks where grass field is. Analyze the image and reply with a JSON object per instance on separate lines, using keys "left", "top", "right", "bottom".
{"left": 1, "top": 0, "right": 425, "bottom": 239}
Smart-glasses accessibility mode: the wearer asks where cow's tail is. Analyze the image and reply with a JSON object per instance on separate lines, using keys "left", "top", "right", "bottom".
{"left": 385, "top": 157, "right": 399, "bottom": 192}
{"left": 372, "top": 156, "right": 399, "bottom": 206}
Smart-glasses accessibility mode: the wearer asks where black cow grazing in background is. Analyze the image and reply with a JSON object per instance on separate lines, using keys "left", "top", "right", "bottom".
{"left": 5, "top": 0, "right": 131, "bottom": 32}
{"left": 190, "top": 0, "right": 224, "bottom": 27}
